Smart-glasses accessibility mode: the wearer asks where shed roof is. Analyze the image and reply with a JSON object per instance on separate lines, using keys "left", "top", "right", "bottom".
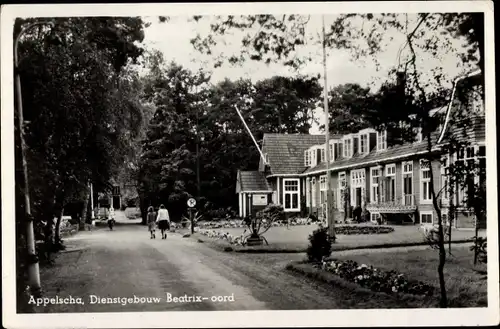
{"left": 236, "top": 170, "right": 272, "bottom": 193}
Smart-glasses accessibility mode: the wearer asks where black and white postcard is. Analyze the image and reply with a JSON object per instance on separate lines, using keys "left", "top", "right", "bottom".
{"left": 1, "top": 1, "right": 498, "bottom": 328}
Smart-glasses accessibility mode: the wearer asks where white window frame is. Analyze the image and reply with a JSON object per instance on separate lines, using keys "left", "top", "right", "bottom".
{"left": 304, "top": 150, "right": 310, "bottom": 167}
{"left": 360, "top": 134, "right": 369, "bottom": 155}
{"left": 283, "top": 178, "right": 300, "bottom": 212}
{"left": 311, "top": 177, "right": 316, "bottom": 208}
{"left": 385, "top": 164, "right": 396, "bottom": 202}
{"left": 320, "top": 146, "right": 326, "bottom": 163}
{"left": 370, "top": 167, "right": 381, "bottom": 203}
{"left": 420, "top": 211, "right": 434, "bottom": 225}
{"left": 338, "top": 172, "right": 346, "bottom": 212}
{"left": 329, "top": 142, "right": 335, "bottom": 162}
{"left": 305, "top": 178, "right": 311, "bottom": 207}
{"left": 402, "top": 161, "right": 414, "bottom": 206}
{"left": 343, "top": 138, "right": 352, "bottom": 158}
{"left": 319, "top": 175, "right": 327, "bottom": 205}
{"left": 386, "top": 164, "right": 396, "bottom": 176}
{"left": 456, "top": 144, "right": 485, "bottom": 207}
{"left": 310, "top": 148, "right": 317, "bottom": 167}
{"left": 377, "top": 130, "right": 387, "bottom": 151}
{"left": 440, "top": 155, "right": 450, "bottom": 204}
{"left": 350, "top": 169, "right": 366, "bottom": 207}
{"left": 370, "top": 212, "right": 381, "bottom": 223}
{"left": 420, "top": 160, "right": 432, "bottom": 204}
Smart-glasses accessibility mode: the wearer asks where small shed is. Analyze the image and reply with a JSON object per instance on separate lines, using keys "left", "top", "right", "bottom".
{"left": 236, "top": 170, "right": 273, "bottom": 217}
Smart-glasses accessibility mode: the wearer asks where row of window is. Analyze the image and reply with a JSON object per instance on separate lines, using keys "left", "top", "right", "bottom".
{"left": 304, "top": 129, "right": 388, "bottom": 167}
{"left": 290, "top": 145, "right": 485, "bottom": 212}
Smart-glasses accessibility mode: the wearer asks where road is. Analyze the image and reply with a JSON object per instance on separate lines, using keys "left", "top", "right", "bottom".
{"left": 35, "top": 211, "right": 360, "bottom": 313}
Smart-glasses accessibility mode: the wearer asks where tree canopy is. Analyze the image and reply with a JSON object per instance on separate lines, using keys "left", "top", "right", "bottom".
{"left": 15, "top": 16, "right": 148, "bottom": 244}
{"left": 137, "top": 59, "right": 322, "bottom": 220}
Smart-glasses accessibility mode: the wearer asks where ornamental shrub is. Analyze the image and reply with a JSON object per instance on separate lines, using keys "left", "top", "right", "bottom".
{"left": 307, "top": 227, "right": 333, "bottom": 263}
{"left": 258, "top": 204, "right": 285, "bottom": 222}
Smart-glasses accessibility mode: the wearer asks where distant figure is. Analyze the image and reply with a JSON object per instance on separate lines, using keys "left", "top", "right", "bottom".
{"left": 156, "top": 204, "right": 171, "bottom": 239}
{"left": 353, "top": 206, "right": 362, "bottom": 223}
{"left": 147, "top": 206, "right": 156, "bottom": 239}
{"left": 108, "top": 207, "right": 115, "bottom": 230}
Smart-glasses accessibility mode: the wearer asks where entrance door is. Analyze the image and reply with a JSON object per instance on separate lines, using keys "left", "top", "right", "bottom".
{"left": 113, "top": 196, "right": 121, "bottom": 209}
{"left": 355, "top": 187, "right": 362, "bottom": 207}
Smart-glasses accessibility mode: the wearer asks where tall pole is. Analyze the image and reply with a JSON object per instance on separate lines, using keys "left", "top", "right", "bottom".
{"left": 14, "top": 21, "right": 53, "bottom": 296}
{"left": 195, "top": 85, "right": 201, "bottom": 200}
{"left": 90, "top": 182, "right": 95, "bottom": 220}
{"left": 234, "top": 105, "right": 267, "bottom": 165}
{"left": 322, "top": 15, "right": 335, "bottom": 239}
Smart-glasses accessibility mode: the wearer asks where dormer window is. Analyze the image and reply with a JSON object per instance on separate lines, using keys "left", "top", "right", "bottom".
{"left": 415, "top": 127, "right": 423, "bottom": 143}
{"left": 359, "top": 134, "right": 369, "bottom": 155}
{"left": 311, "top": 147, "right": 318, "bottom": 166}
{"left": 320, "top": 146, "right": 326, "bottom": 163}
{"left": 377, "top": 130, "right": 387, "bottom": 151}
{"left": 329, "top": 142, "right": 334, "bottom": 162}
{"left": 343, "top": 137, "right": 353, "bottom": 158}
{"left": 304, "top": 150, "right": 311, "bottom": 167}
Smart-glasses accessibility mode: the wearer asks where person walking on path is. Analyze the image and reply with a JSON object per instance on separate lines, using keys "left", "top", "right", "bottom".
{"left": 108, "top": 207, "right": 116, "bottom": 231}
{"left": 147, "top": 206, "right": 157, "bottom": 239}
{"left": 156, "top": 204, "right": 171, "bottom": 239}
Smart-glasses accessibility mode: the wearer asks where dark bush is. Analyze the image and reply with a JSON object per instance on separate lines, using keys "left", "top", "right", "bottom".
{"left": 204, "top": 207, "right": 237, "bottom": 221}
{"left": 470, "top": 236, "right": 487, "bottom": 264}
{"left": 258, "top": 203, "right": 285, "bottom": 222}
{"left": 307, "top": 227, "right": 333, "bottom": 263}
{"left": 308, "top": 213, "right": 319, "bottom": 222}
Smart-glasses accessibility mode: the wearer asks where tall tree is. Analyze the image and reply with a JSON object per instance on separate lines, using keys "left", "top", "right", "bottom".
{"left": 252, "top": 75, "right": 321, "bottom": 135}
{"left": 14, "top": 17, "right": 147, "bottom": 306}
{"left": 138, "top": 62, "right": 209, "bottom": 221}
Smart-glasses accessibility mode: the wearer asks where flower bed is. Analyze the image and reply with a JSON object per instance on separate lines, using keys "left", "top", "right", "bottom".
{"left": 197, "top": 217, "right": 319, "bottom": 230}
{"left": 198, "top": 229, "right": 246, "bottom": 245}
{"left": 275, "top": 217, "right": 318, "bottom": 226}
{"left": 317, "top": 259, "right": 434, "bottom": 296}
{"left": 335, "top": 226, "right": 394, "bottom": 235}
{"left": 197, "top": 220, "right": 245, "bottom": 229}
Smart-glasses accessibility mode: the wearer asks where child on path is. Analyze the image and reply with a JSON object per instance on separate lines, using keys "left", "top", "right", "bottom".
{"left": 147, "top": 206, "right": 156, "bottom": 239}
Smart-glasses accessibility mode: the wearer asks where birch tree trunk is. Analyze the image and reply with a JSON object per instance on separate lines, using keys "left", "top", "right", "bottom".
{"left": 54, "top": 191, "right": 66, "bottom": 248}
{"left": 80, "top": 187, "right": 90, "bottom": 231}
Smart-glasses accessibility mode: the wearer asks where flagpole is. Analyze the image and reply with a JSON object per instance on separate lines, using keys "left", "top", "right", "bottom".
{"left": 234, "top": 105, "right": 267, "bottom": 165}
{"left": 322, "top": 15, "right": 335, "bottom": 239}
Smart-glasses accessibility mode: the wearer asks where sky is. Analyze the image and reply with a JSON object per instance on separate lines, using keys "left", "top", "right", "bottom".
{"left": 139, "top": 14, "right": 476, "bottom": 134}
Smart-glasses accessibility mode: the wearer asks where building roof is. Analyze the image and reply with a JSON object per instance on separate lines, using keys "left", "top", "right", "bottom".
{"left": 260, "top": 133, "right": 337, "bottom": 175}
{"left": 303, "top": 140, "right": 430, "bottom": 174}
{"left": 236, "top": 170, "right": 272, "bottom": 193}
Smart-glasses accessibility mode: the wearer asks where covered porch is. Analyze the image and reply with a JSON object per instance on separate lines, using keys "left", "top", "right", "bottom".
{"left": 365, "top": 200, "right": 417, "bottom": 224}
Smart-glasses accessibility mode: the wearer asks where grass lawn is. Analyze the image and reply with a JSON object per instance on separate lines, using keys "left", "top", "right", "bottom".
{"left": 331, "top": 245, "right": 487, "bottom": 307}
{"left": 200, "top": 224, "right": 484, "bottom": 251}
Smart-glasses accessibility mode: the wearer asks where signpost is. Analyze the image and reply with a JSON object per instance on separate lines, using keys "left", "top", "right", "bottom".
{"left": 187, "top": 198, "right": 196, "bottom": 234}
